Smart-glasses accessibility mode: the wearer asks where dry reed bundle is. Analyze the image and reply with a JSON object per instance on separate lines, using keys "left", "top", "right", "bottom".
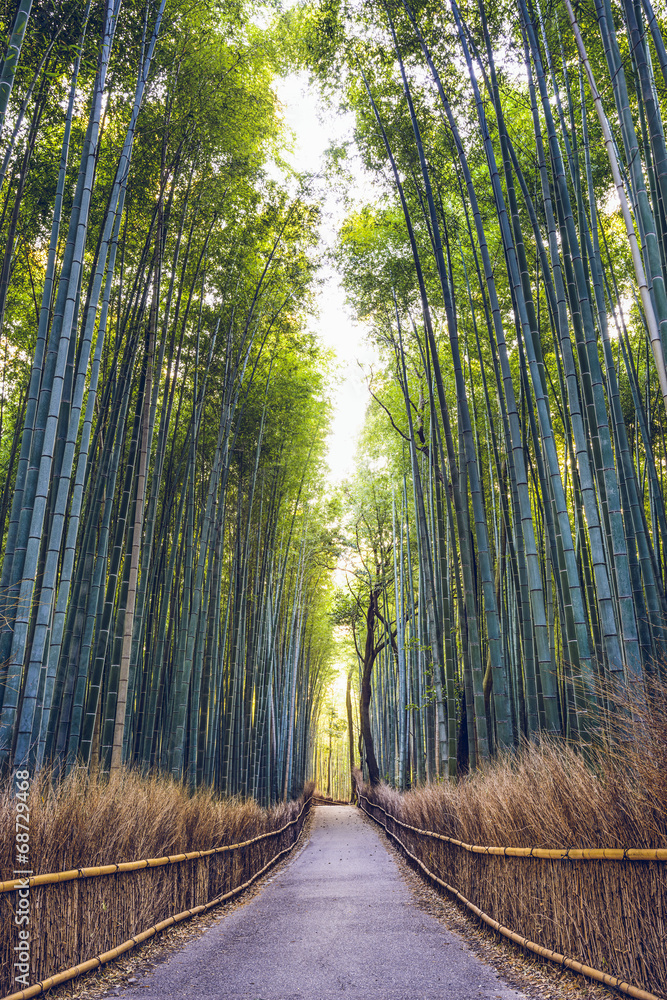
{"left": 0, "top": 769, "right": 313, "bottom": 996}
{"left": 357, "top": 684, "right": 667, "bottom": 997}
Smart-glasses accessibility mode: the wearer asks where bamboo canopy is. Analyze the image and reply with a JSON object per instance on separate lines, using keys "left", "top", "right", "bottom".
{"left": 314, "top": 0, "right": 667, "bottom": 784}
{"left": 0, "top": 0, "right": 666, "bottom": 858}
{"left": 0, "top": 0, "right": 335, "bottom": 799}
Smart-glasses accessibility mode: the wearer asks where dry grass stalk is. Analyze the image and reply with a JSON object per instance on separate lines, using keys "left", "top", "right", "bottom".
{"left": 0, "top": 768, "right": 313, "bottom": 996}
{"left": 358, "top": 683, "right": 667, "bottom": 996}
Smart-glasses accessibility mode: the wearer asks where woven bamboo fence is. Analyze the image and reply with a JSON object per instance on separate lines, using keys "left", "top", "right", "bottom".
{"left": 358, "top": 789, "right": 667, "bottom": 1000}
{"left": 0, "top": 795, "right": 312, "bottom": 999}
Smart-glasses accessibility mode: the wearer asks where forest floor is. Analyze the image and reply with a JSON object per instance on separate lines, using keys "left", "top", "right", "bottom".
{"left": 42, "top": 804, "right": 615, "bottom": 1000}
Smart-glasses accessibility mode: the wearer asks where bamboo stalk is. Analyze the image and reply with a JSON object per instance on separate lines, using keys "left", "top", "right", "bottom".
{"left": 563, "top": 0, "right": 667, "bottom": 414}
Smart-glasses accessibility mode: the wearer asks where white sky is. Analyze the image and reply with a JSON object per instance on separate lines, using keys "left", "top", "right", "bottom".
{"left": 272, "top": 72, "right": 378, "bottom": 486}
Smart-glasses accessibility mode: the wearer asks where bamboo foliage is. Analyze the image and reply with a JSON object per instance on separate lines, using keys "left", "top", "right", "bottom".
{"left": 323, "top": 0, "right": 667, "bottom": 781}
{"left": 0, "top": 0, "right": 334, "bottom": 800}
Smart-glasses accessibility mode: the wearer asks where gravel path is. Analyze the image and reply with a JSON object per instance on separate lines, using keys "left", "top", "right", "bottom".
{"left": 116, "top": 804, "right": 527, "bottom": 1000}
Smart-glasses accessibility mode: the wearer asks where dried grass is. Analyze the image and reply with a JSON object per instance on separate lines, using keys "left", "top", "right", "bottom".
{"left": 0, "top": 768, "right": 313, "bottom": 995}
{"left": 0, "top": 767, "right": 309, "bottom": 879}
{"left": 359, "top": 682, "right": 667, "bottom": 996}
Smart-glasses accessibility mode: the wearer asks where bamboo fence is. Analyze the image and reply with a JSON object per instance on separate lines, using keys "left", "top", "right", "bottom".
{"left": 0, "top": 795, "right": 312, "bottom": 999}
{"left": 358, "top": 790, "right": 666, "bottom": 1000}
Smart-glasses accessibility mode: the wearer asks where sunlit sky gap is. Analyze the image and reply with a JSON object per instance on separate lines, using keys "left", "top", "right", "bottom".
{"left": 272, "top": 71, "right": 379, "bottom": 485}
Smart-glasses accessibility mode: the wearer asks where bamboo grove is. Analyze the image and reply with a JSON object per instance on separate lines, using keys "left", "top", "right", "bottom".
{"left": 3, "top": 0, "right": 667, "bottom": 806}
{"left": 307, "top": 0, "right": 667, "bottom": 785}
{"left": 0, "top": 0, "right": 337, "bottom": 801}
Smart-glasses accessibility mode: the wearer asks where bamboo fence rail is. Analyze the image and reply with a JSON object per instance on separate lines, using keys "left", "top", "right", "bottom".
{"left": 358, "top": 790, "right": 667, "bottom": 1000}
{"left": 0, "top": 795, "right": 312, "bottom": 999}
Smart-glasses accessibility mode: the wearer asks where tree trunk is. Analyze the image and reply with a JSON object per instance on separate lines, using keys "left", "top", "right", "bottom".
{"left": 346, "top": 669, "right": 356, "bottom": 802}
{"left": 326, "top": 729, "right": 332, "bottom": 798}
{"left": 360, "top": 587, "right": 381, "bottom": 786}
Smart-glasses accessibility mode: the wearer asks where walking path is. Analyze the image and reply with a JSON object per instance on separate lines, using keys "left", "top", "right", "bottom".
{"left": 119, "top": 805, "right": 527, "bottom": 1000}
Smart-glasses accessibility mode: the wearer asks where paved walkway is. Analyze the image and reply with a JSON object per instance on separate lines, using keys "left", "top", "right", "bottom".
{"left": 120, "top": 805, "right": 527, "bottom": 1000}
